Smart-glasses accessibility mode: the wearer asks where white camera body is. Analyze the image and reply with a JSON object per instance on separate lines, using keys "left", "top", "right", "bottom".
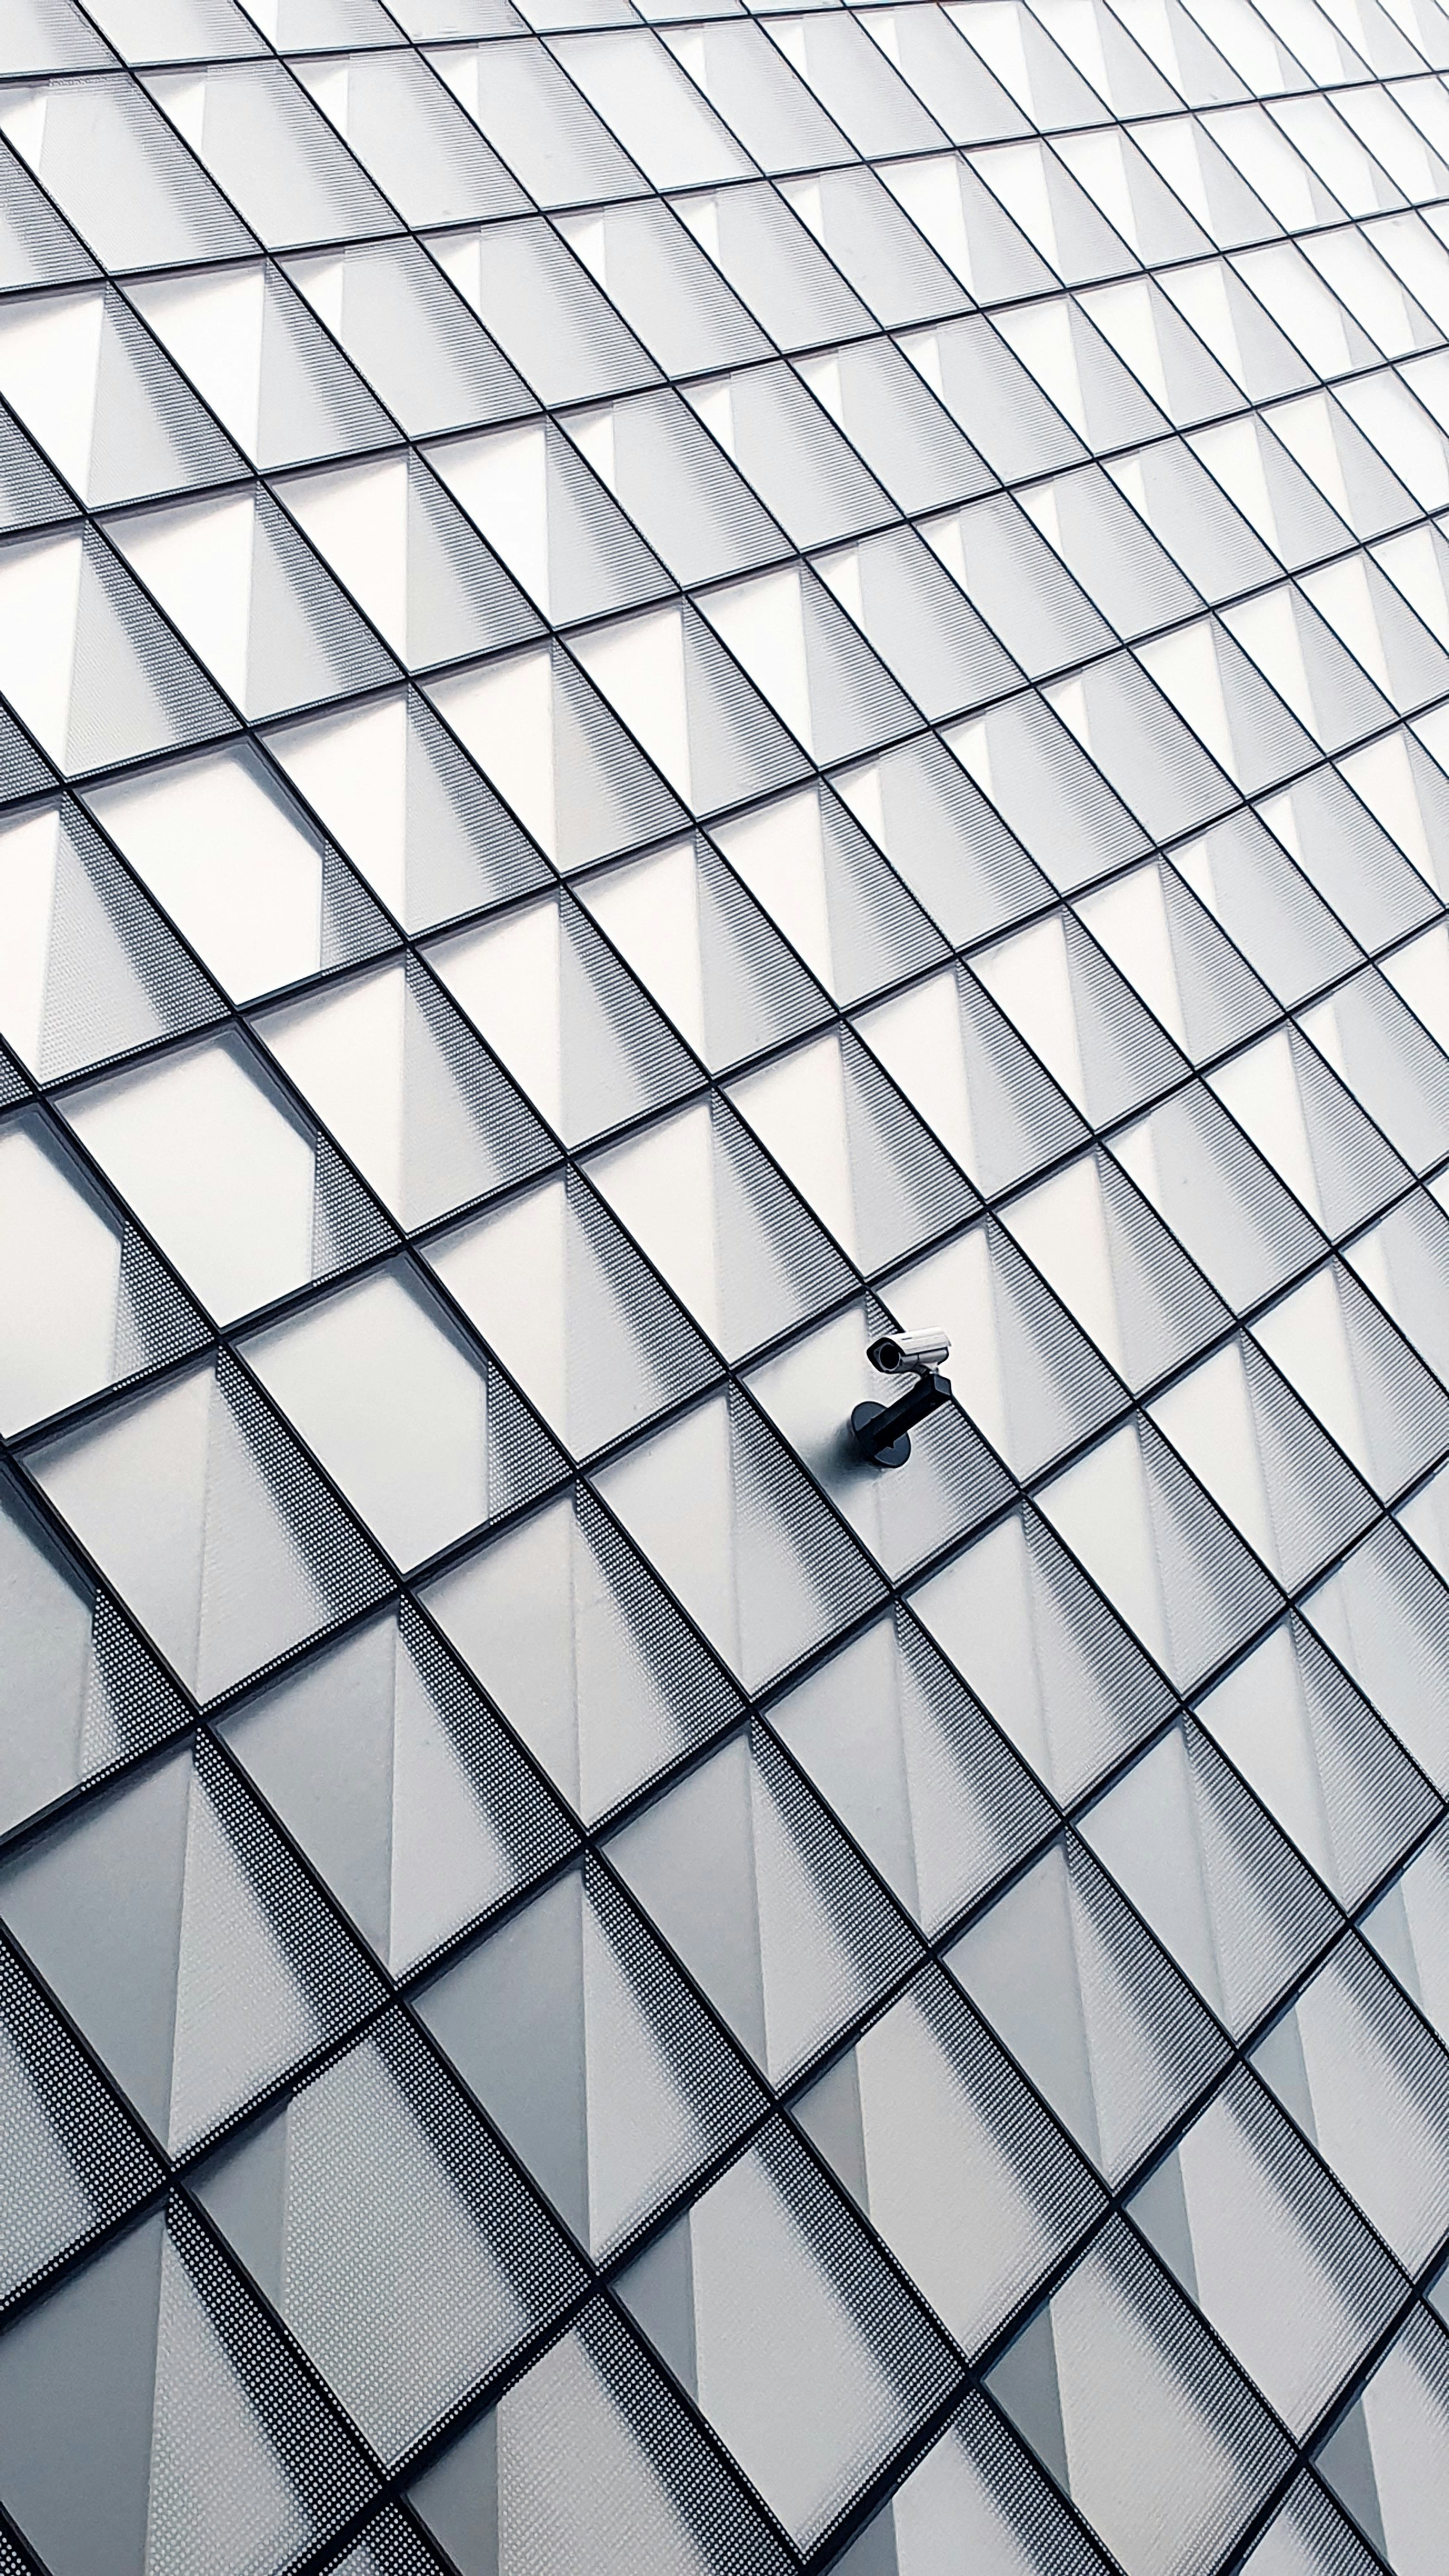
{"left": 866, "top": 1330, "right": 951, "bottom": 1377}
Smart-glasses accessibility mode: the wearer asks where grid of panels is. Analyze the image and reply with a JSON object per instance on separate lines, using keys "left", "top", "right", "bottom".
{"left": 6, "top": 0, "right": 1449, "bottom": 2568}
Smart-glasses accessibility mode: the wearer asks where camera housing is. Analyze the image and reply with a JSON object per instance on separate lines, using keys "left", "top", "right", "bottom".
{"left": 866, "top": 1330, "right": 951, "bottom": 1377}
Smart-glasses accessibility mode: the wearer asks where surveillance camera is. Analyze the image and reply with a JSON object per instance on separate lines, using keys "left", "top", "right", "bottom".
{"left": 853, "top": 1329, "right": 954, "bottom": 1466}
{"left": 866, "top": 1330, "right": 951, "bottom": 1377}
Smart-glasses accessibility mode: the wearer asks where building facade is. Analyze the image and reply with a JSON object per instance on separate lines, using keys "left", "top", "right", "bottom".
{"left": 3, "top": 0, "right": 1449, "bottom": 2570}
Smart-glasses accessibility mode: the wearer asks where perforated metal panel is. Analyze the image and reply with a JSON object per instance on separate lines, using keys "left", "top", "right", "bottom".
{"left": 4, "top": 0, "right": 1449, "bottom": 2569}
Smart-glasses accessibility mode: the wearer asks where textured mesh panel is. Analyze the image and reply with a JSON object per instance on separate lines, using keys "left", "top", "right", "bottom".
{"left": 8, "top": 8, "right": 1449, "bottom": 2570}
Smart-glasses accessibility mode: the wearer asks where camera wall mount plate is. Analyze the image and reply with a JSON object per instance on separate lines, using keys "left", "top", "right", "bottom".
{"left": 850, "top": 1400, "right": 914, "bottom": 1469}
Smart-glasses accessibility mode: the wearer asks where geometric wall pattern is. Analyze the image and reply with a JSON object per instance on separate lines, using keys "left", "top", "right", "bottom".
{"left": 7, "top": 0, "right": 1449, "bottom": 2570}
